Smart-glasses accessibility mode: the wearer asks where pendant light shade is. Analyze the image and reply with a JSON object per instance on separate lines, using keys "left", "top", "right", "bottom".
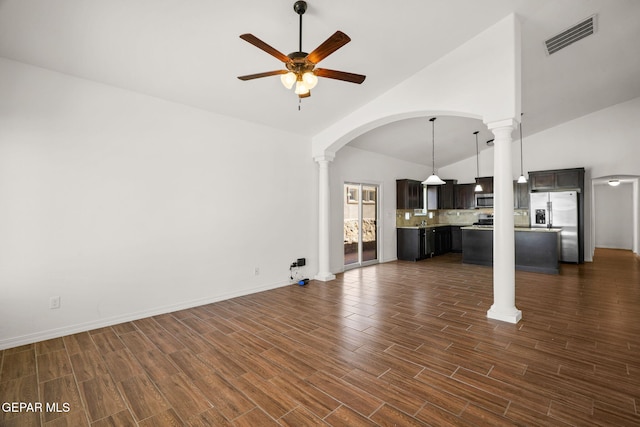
{"left": 424, "top": 174, "right": 446, "bottom": 185}
{"left": 474, "top": 131, "right": 483, "bottom": 192}
{"left": 517, "top": 113, "right": 527, "bottom": 183}
{"left": 422, "top": 117, "right": 445, "bottom": 186}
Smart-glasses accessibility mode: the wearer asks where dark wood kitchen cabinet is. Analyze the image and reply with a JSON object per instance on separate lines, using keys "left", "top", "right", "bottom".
{"left": 475, "top": 176, "right": 494, "bottom": 194}
{"left": 398, "top": 226, "right": 455, "bottom": 260}
{"left": 397, "top": 228, "right": 423, "bottom": 261}
{"left": 529, "top": 171, "right": 555, "bottom": 190}
{"left": 454, "top": 183, "right": 476, "bottom": 209}
{"left": 397, "top": 228, "right": 434, "bottom": 261}
{"left": 450, "top": 226, "right": 463, "bottom": 252}
{"left": 396, "top": 179, "right": 424, "bottom": 209}
{"left": 434, "top": 226, "right": 452, "bottom": 255}
{"left": 513, "top": 181, "right": 529, "bottom": 209}
{"left": 529, "top": 168, "right": 584, "bottom": 191}
{"left": 437, "top": 179, "right": 457, "bottom": 209}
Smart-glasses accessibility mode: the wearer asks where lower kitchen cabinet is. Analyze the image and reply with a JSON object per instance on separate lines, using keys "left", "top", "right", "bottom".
{"left": 434, "top": 226, "right": 451, "bottom": 255}
{"left": 397, "top": 228, "right": 434, "bottom": 261}
{"left": 397, "top": 228, "right": 422, "bottom": 261}
{"left": 398, "top": 226, "right": 456, "bottom": 261}
{"left": 450, "top": 226, "right": 462, "bottom": 252}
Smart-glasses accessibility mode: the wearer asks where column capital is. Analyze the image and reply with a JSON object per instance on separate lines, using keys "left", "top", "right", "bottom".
{"left": 486, "top": 118, "right": 518, "bottom": 131}
{"left": 313, "top": 152, "right": 335, "bottom": 163}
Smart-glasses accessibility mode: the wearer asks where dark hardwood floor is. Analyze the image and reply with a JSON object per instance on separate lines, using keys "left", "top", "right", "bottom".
{"left": 1, "top": 248, "right": 639, "bottom": 426}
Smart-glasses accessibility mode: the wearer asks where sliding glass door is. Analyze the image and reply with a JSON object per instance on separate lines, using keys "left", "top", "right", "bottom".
{"left": 344, "top": 183, "right": 378, "bottom": 268}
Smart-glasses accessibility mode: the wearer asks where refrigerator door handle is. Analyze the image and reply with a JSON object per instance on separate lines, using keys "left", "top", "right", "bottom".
{"left": 547, "top": 201, "right": 553, "bottom": 228}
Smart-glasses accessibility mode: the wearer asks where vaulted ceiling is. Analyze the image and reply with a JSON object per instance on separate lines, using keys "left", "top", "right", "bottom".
{"left": 1, "top": 0, "right": 638, "bottom": 166}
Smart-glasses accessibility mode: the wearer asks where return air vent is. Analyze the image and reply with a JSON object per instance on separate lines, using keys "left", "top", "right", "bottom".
{"left": 545, "top": 15, "right": 597, "bottom": 55}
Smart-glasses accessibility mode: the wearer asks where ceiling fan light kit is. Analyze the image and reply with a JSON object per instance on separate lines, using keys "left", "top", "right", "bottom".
{"left": 237, "top": 1, "right": 366, "bottom": 99}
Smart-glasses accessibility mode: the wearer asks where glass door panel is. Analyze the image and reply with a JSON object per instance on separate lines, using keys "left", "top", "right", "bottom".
{"left": 362, "top": 185, "right": 378, "bottom": 262}
{"left": 344, "top": 183, "right": 378, "bottom": 267}
{"left": 344, "top": 184, "right": 360, "bottom": 266}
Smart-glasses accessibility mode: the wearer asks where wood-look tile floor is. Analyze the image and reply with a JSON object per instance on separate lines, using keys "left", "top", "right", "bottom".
{"left": 1, "top": 248, "right": 639, "bottom": 426}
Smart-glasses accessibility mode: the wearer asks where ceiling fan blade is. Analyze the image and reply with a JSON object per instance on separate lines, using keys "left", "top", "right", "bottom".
{"left": 237, "top": 70, "right": 287, "bottom": 81}
{"left": 314, "top": 68, "right": 366, "bottom": 84}
{"left": 239, "top": 34, "right": 291, "bottom": 63}
{"left": 307, "top": 31, "right": 351, "bottom": 64}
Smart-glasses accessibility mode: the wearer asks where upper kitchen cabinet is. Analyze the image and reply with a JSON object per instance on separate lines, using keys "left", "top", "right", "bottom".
{"left": 437, "top": 179, "right": 457, "bottom": 209}
{"left": 397, "top": 179, "right": 424, "bottom": 209}
{"left": 454, "top": 183, "right": 476, "bottom": 209}
{"left": 529, "top": 168, "right": 585, "bottom": 192}
{"left": 513, "top": 181, "right": 529, "bottom": 209}
{"left": 475, "top": 176, "right": 494, "bottom": 194}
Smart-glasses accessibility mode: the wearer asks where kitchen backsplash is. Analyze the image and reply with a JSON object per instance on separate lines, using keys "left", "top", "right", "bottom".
{"left": 396, "top": 208, "right": 530, "bottom": 227}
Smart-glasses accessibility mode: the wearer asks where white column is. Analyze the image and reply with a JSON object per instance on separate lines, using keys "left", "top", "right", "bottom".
{"left": 487, "top": 119, "right": 522, "bottom": 323}
{"left": 314, "top": 154, "right": 336, "bottom": 281}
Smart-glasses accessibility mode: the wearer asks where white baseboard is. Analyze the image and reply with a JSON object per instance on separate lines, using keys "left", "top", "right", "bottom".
{"left": 0, "top": 279, "right": 291, "bottom": 351}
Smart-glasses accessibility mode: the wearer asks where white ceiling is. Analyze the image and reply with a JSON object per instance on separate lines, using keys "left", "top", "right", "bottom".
{"left": 1, "top": 0, "right": 638, "bottom": 167}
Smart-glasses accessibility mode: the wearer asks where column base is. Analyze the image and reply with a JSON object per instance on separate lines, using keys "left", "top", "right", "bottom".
{"left": 487, "top": 305, "right": 522, "bottom": 324}
{"left": 314, "top": 272, "right": 336, "bottom": 282}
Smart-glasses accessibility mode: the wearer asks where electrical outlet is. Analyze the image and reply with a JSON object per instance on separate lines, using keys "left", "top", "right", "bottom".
{"left": 254, "top": 267, "right": 260, "bottom": 276}
{"left": 49, "top": 296, "right": 60, "bottom": 309}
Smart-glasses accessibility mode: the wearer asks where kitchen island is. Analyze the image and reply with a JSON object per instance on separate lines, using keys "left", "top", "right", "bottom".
{"left": 462, "top": 226, "right": 561, "bottom": 274}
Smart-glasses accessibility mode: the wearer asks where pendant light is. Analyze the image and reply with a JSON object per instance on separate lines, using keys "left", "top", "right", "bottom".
{"left": 608, "top": 179, "right": 621, "bottom": 187}
{"left": 473, "top": 131, "right": 483, "bottom": 192}
{"left": 517, "top": 113, "right": 527, "bottom": 183}
{"left": 422, "top": 117, "right": 446, "bottom": 185}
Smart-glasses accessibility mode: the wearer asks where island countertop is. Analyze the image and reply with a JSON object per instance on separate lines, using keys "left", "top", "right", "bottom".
{"left": 460, "top": 226, "right": 562, "bottom": 233}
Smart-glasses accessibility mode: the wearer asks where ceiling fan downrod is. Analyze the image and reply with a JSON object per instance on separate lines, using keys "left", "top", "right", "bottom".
{"left": 294, "top": 1, "right": 307, "bottom": 53}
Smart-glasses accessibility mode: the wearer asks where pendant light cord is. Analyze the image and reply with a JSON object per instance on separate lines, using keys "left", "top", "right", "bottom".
{"left": 430, "top": 117, "right": 436, "bottom": 174}
{"left": 519, "top": 114, "right": 524, "bottom": 175}
{"left": 474, "top": 131, "right": 480, "bottom": 178}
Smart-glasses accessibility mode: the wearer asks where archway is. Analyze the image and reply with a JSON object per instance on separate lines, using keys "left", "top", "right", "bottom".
{"left": 312, "top": 14, "right": 523, "bottom": 323}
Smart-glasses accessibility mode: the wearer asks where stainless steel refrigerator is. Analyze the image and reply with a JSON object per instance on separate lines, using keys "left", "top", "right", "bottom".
{"left": 530, "top": 191, "right": 579, "bottom": 263}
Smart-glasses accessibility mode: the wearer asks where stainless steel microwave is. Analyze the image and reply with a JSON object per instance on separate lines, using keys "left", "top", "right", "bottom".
{"left": 475, "top": 193, "right": 494, "bottom": 208}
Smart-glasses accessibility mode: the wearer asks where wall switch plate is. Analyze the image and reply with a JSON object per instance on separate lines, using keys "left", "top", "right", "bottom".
{"left": 254, "top": 267, "right": 260, "bottom": 276}
{"left": 49, "top": 296, "right": 60, "bottom": 309}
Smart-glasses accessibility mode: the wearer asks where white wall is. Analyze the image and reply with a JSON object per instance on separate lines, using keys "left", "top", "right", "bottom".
{"left": 594, "top": 183, "right": 633, "bottom": 250}
{"left": 0, "top": 58, "right": 317, "bottom": 348}
{"left": 329, "top": 145, "right": 426, "bottom": 272}
{"left": 440, "top": 96, "right": 640, "bottom": 260}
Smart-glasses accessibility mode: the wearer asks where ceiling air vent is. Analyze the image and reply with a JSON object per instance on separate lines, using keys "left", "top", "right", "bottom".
{"left": 544, "top": 15, "right": 597, "bottom": 55}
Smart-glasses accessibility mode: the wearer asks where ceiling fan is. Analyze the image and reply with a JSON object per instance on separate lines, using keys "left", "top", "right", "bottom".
{"left": 237, "top": 1, "right": 366, "bottom": 99}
